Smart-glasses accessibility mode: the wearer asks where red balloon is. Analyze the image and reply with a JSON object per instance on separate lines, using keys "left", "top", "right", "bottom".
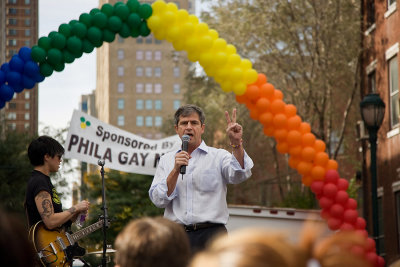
{"left": 327, "top": 217, "right": 342, "bottom": 231}
{"left": 350, "top": 245, "right": 365, "bottom": 257}
{"left": 310, "top": 181, "right": 324, "bottom": 195}
{"left": 343, "top": 209, "right": 358, "bottom": 224}
{"left": 322, "top": 183, "right": 338, "bottom": 199}
{"left": 340, "top": 222, "right": 355, "bottom": 231}
{"left": 337, "top": 178, "right": 349, "bottom": 191}
{"left": 330, "top": 204, "right": 344, "bottom": 218}
{"left": 365, "top": 252, "right": 378, "bottom": 266}
{"left": 346, "top": 198, "right": 358, "bottom": 210}
{"left": 365, "top": 237, "right": 376, "bottom": 252}
{"left": 355, "top": 217, "right": 367, "bottom": 230}
{"left": 377, "top": 256, "right": 385, "bottom": 267}
{"left": 324, "top": 169, "right": 339, "bottom": 184}
{"left": 335, "top": 190, "right": 349, "bottom": 205}
{"left": 320, "top": 208, "right": 330, "bottom": 220}
{"left": 319, "top": 196, "right": 333, "bottom": 209}
{"left": 355, "top": 229, "right": 368, "bottom": 238}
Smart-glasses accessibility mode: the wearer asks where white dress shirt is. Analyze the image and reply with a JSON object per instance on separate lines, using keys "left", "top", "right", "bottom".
{"left": 149, "top": 141, "right": 254, "bottom": 225}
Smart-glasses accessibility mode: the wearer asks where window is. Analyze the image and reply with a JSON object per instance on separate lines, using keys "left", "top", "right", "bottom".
{"left": 136, "top": 116, "right": 144, "bottom": 126}
{"left": 8, "top": 103, "right": 16, "bottom": 109}
{"left": 117, "top": 115, "right": 125, "bottom": 126}
{"left": 118, "top": 99, "right": 125, "bottom": 109}
{"left": 136, "top": 99, "right": 144, "bottom": 110}
{"left": 25, "top": 102, "right": 30, "bottom": 109}
{"left": 8, "top": 39, "right": 17, "bottom": 46}
{"left": 145, "top": 116, "right": 153, "bottom": 126}
{"left": 117, "top": 49, "right": 124, "bottom": 60}
{"left": 389, "top": 56, "right": 399, "bottom": 127}
{"left": 155, "top": 39, "right": 162, "bottom": 44}
{"left": 25, "top": 0, "right": 31, "bottom": 4}
{"left": 8, "top": 0, "right": 17, "bottom": 4}
{"left": 118, "top": 66, "right": 124, "bottom": 76}
{"left": 368, "top": 71, "right": 376, "bottom": 93}
{"left": 145, "top": 83, "right": 153, "bottom": 93}
{"left": 8, "top": 29, "right": 17, "bottom": 36}
{"left": 145, "top": 100, "right": 153, "bottom": 110}
{"left": 24, "top": 123, "right": 30, "bottom": 130}
{"left": 81, "top": 102, "right": 88, "bottom": 112}
{"left": 118, "top": 82, "right": 124, "bottom": 93}
{"left": 25, "top": 19, "right": 30, "bottom": 26}
{"left": 25, "top": 113, "right": 30, "bottom": 120}
{"left": 7, "top": 112, "right": 16, "bottom": 120}
{"left": 155, "top": 116, "right": 162, "bottom": 127}
{"left": 173, "top": 100, "right": 181, "bottom": 110}
{"left": 173, "top": 84, "right": 180, "bottom": 94}
{"left": 173, "top": 1, "right": 180, "bottom": 8}
{"left": 136, "top": 50, "right": 143, "bottom": 60}
{"left": 173, "top": 67, "right": 180, "bottom": 77}
{"left": 154, "top": 67, "right": 162, "bottom": 77}
{"left": 25, "top": 91, "right": 30, "bottom": 99}
{"left": 388, "top": 0, "right": 396, "bottom": 8}
{"left": 145, "top": 36, "right": 152, "bottom": 44}
{"left": 154, "top": 51, "right": 162, "bottom": 60}
{"left": 136, "top": 37, "right": 143, "bottom": 44}
{"left": 25, "top": 40, "right": 30, "bottom": 46}
{"left": 8, "top": 19, "right": 17, "bottom": 25}
{"left": 145, "top": 67, "right": 152, "bottom": 77}
{"left": 25, "top": 29, "right": 31, "bottom": 37}
{"left": 155, "top": 100, "right": 162, "bottom": 110}
{"left": 8, "top": 8, "right": 17, "bottom": 15}
{"left": 24, "top": 9, "right": 30, "bottom": 15}
{"left": 8, "top": 123, "right": 16, "bottom": 131}
{"left": 145, "top": 51, "right": 152, "bottom": 60}
{"left": 367, "top": 0, "right": 375, "bottom": 27}
{"left": 136, "top": 83, "right": 144, "bottom": 93}
{"left": 136, "top": 66, "right": 143, "bottom": 77}
{"left": 154, "top": 83, "right": 162, "bottom": 94}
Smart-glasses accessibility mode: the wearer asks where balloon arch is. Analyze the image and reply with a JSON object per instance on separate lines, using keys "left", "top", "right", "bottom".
{"left": 0, "top": 1, "right": 384, "bottom": 265}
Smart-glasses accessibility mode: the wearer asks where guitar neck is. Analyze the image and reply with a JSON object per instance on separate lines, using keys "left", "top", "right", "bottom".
{"left": 71, "top": 220, "right": 104, "bottom": 243}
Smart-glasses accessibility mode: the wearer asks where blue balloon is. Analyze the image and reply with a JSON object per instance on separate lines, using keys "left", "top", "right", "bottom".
{"left": 0, "top": 84, "right": 14, "bottom": 101}
{"left": 34, "top": 73, "right": 45, "bottom": 83}
{"left": 23, "top": 60, "right": 40, "bottom": 78}
{"left": 19, "top": 47, "right": 32, "bottom": 62}
{"left": 0, "top": 70, "right": 5, "bottom": 84}
{"left": 13, "top": 83, "right": 24, "bottom": 93}
{"left": 0, "top": 99, "right": 5, "bottom": 109}
{"left": 9, "top": 55, "right": 25, "bottom": 73}
{"left": 22, "top": 75, "right": 36, "bottom": 89}
{"left": 1, "top": 63, "right": 10, "bottom": 73}
{"left": 6, "top": 71, "right": 22, "bottom": 87}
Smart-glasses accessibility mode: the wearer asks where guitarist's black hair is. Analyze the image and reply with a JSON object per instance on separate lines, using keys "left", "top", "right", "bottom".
{"left": 28, "top": 135, "right": 65, "bottom": 166}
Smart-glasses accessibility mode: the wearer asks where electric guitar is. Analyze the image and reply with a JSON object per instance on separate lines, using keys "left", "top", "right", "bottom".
{"left": 29, "top": 219, "right": 107, "bottom": 267}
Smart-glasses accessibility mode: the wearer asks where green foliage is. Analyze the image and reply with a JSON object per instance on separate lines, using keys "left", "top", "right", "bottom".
{"left": 347, "top": 177, "right": 360, "bottom": 200}
{"left": 276, "top": 185, "right": 318, "bottom": 209}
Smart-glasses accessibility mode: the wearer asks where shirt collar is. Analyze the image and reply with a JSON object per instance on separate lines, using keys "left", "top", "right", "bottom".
{"left": 176, "top": 140, "right": 209, "bottom": 154}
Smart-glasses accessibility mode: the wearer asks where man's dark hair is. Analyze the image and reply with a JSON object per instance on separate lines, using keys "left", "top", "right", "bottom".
{"left": 174, "top": 104, "right": 205, "bottom": 126}
{"left": 27, "top": 136, "right": 64, "bottom": 166}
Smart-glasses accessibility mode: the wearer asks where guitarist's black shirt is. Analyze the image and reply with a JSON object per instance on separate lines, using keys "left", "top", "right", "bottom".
{"left": 26, "top": 170, "right": 64, "bottom": 228}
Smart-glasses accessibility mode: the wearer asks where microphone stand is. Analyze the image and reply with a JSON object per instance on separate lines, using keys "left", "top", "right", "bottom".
{"left": 98, "top": 160, "right": 108, "bottom": 267}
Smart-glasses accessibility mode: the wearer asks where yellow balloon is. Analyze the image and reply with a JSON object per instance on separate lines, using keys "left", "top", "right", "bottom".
{"left": 214, "top": 51, "right": 228, "bottom": 66}
{"left": 227, "top": 54, "right": 241, "bottom": 66}
{"left": 212, "top": 38, "right": 227, "bottom": 52}
{"left": 188, "top": 14, "right": 199, "bottom": 24}
{"left": 147, "top": 15, "right": 162, "bottom": 31}
{"left": 244, "top": 68, "right": 258, "bottom": 84}
{"left": 153, "top": 29, "right": 166, "bottom": 40}
{"left": 172, "top": 39, "right": 185, "bottom": 51}
{"left": 176, "top": 9, "right": 189, "bottom": 22}
{"left": 196, "top": 23, "right": 209, "bottom": 35}
{"left": 162, "top": 11, "right": 176, "bottom": 24}
{"left": 152, "top": 0, "right": 167, "bottom": 15}
{"left": 185, "top": 36, "right": 198, "bottom": 51}
{"left": 220, "top": 81, "right": 233, "bottom": 93}
{"left": 226, "top": 44, "right": 237, "bottom": 55}
{"left": 215, "top": 67, "right": 230, "bottom": 81}
{"left": 205, "top": 66, "right": 217, "bottom": 77}
{"left": 199, "top": 52, "right": 213, "bottom": 67}
{"left": 240, "top": 59, "right": 252, "bottom": 70}
{"left": 233, "top": 82, "right": 246, "bottom": 95}
{"left": 198, "top": 35, "right": 214, "bottom": 51}
{"left": 208, "top": 29, "right": 219, "bottom": 40}
{"left": 181, "top": 22, "right": 195, "bottom": 36}
{"left": 230, "top": 67, "right": 244, "bottom": 81}
{"left": 187, "top": 50, "right": 200, "bottom": 62}
{"left": 167, "top": 25, "right": 180, "bottom": 41}
{"left": 166, "top": 2, "right": 178, "bottom": 12}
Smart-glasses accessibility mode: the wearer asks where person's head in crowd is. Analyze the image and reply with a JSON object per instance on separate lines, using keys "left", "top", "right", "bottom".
{"left": 190, "top": 222, "right": 370, "bottom": 267}
{"left": 0, "top": 207, "right": 36, "bottom": 267}
{"left": 28, "top": 135, "right": 64, "bottom": 167}
{"left": 114, "top": 216, "right": 191, "bottom": 267}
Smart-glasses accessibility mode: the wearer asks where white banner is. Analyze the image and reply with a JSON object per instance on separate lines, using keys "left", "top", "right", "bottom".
{"left": 65, "top": 110, "right": 181, "bottom": 175}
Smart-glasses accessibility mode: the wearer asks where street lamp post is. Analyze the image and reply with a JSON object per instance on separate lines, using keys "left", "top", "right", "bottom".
{"left": 360, "top": 93, "right": 385, "bottom": 254}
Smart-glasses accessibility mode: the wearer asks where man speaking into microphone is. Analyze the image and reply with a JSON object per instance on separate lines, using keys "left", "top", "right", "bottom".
{"left": 149, "top": 104, "right": 254, "bottom": 253}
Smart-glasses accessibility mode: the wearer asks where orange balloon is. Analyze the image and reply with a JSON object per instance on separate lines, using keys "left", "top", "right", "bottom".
{"left": 274, "top": 89, "right": 284, "bottom": 100}
{"left": 314, "top": 152, "right": 329, "bottom": 166}
{"left": 270, "top": 99, "right": 285, "bottom": 114}
{"left": 245, "top": 85, "right": 260, "bottom": 101}
{"left": 276, "top": 142, "right": 289, "bottom": 153}
{"left": 256, "top": 97, "right": 270, "bottom": 113}
{"left": 287, "top": 130, "right": 302, "bottom": 147}
{"left": 256, "top": 73, "right": 267, "bottom": 86}
{"left": 326, "top": 159, "right": 338, "bottom": 170}
{"left": 288, "top": 156, "right": 301, "bottom": 169}
{"left": 274, "top": 128, "right": 288, "bottom": 142}
{"left": 263, "top": 126, "right": 274, "bottom": 137}
{"left": 302, "top": 175, "right": 313, "bottom": 186}
{"left": 259, "top": 112, "right": 273, "bottom": 126}
{"left": 245, "top": 99, "right": 256, "bottom": 110}
{"left": 302, "top": 133, "right": 316, "bottom": 147}
{"left": 273, "top": 113, "right": 288, "bottom": 129}
{"left": 310, "top": 166, "right": 326, "bottom": 181}
{"left": 287, "top": 115, "right": 302, "bottom": 130}
{"left": 297, "top": 161, "right": 313, "bottom": 175}
{"left": 235, "top": 94, "right": 247, "bottom": 104}
{"left": 314, "top": 140, "right": 326, "bottom": 152}
{"left": 299, "top": 122, "right": 311, "bottom": 134}
{"left": 249, "top": 107, "right": 259, "bottom": 120}
{"left": 284, "top": 104, "right": 297, "bottom": 118}
{"left": 259, "top": 83, "right": 275, "bottom": 99}
{"left": 301, "top": 146, "right": 316, "bottom": 162}
{"left": 289, "top": 145, "right": 302, "bottom": 156}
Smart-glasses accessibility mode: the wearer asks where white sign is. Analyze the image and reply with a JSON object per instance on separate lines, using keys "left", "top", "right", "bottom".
{"left": 65, "top": 110, "right": 181, "bottom": 175}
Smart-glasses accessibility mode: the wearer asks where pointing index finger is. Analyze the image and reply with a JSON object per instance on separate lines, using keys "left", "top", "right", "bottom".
{"left": 232, "top": 108, "right": 237, "bottom": 123}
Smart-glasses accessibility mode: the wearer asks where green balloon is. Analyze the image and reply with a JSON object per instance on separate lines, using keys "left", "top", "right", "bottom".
{"left": 72, "top": 22, "right": 87, "bottom": 39}
{"left": 127, "top": 0, "right": 140, "bottom": 12}
{"left": 31, "top": 46, "right": 47, "bottom": 63}
{"left": 63, "top": 50, "right": 75, "bottom": 64}
{"left": 72, "top": 50, "right": 83, "bottom": 59}
{"left": 114, "top": 2, "right": 124, "bottom": 8}
{"left": 107, "top": 16, "right": 122, "bottom": 32}
{"left": 38, "top": 37, "right": 51, "bottom": 51}
{"left": 101, "top": 3, "right": 114, "bottom": 17}
{"left": 87, "top": 26, "right": 103, "bottom": 44}
{"left": 58, "top": 23, "right": 72, "bottom": 38}
{"left": 139, "top": 22, "right": 150, "bottom": 37}
{"left": 69, "top": 19, "right": 79, "bottom": 26}
{"left": 130, "top": 27, "right": 140, "bottom": 38}
{"left": 48, "top": 31, "right": 58, "bottom": 39}
{"left": 67, "top": 36, "right": 82, "bottom": 53}
{"left": 114, "top": 4, "right": 130, "bottom": 21}
{"left": 82, "top": 39, "right": 94, "bottom": 53}
{"left": 127, "top": 13, "right": 141, "bottom": 28}
{"left": 92, "top": 12, "right": 108, "bottom": 29}
{"left": 79, "top": 13, "right": 92, "bottom": 27}
{"left": 119, "top": 23, "right": 131, "bottom": 38}
{"left": 102, "top": 29, "right": 115, "bottom": 43}
{"left": 89, "top": 8, "right": 100, "bottom": 16}
{"left": 39, "top": 62, "right": 54, "bottom": 77}
{"left": 51, "top": 33, "right": 66, "bottom": 49}
{"left": 53, "top": 62, "right": 65, "bottom": 72}
{"left": 138, "top": 4, "right": 152, "bottom": 19}
{"left": 47, "top": 48, "right": 63, "bottom": 66}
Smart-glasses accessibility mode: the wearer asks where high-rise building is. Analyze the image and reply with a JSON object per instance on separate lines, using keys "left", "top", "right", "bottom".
{"left": 0, "top": 0, "right": 38, "bottom": 135}
{"left": 96, "top": 0, "right": 195, "bottom": 139}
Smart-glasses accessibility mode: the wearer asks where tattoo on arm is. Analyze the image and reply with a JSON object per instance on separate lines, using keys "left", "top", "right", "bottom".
{"left": 67, "top": 206, "right": 76, "bottom": 215}
{"left": 40, "top": 199, "right": 53, "bottom": 219}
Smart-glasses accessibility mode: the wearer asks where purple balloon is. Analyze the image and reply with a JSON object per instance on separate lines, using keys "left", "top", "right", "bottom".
{"left": 6, "top": 71, "right": 22, "bottom": 87}
{"left": 0, "top": 70, "right": 5, "bottom": 84}
{"left": 0, "top": 84, "right": 14, "bottom": 101}
{"left": 19, "top": 47, "right": 32, "bottom": 62}
{"left": 23, "top": 60, "right": 40, "bottom": 78}
{"left": 22, "top": 75, "right": 36, "bottom": 89}
{"left": 9, "top": 55, "right": 25, "bottom": 73}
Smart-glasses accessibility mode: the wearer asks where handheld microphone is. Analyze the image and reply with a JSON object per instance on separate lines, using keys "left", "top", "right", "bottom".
{"left": 98, "top": 159, "right": 105, "bottom": 167}
{"left": 180, "top": 135, "right": 190, "bottom": 174}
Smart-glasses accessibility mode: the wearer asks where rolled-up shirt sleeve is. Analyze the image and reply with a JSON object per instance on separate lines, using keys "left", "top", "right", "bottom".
{"left": 149, "top": 155, "right": 178, "bottom": 208}
{"left": 223, "top": 150, "right": 254, "bottom": 184}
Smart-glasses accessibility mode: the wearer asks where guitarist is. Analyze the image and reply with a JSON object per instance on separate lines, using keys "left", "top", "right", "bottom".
{"left": 24, "top": 136, "right": 90, "bottom": 262}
